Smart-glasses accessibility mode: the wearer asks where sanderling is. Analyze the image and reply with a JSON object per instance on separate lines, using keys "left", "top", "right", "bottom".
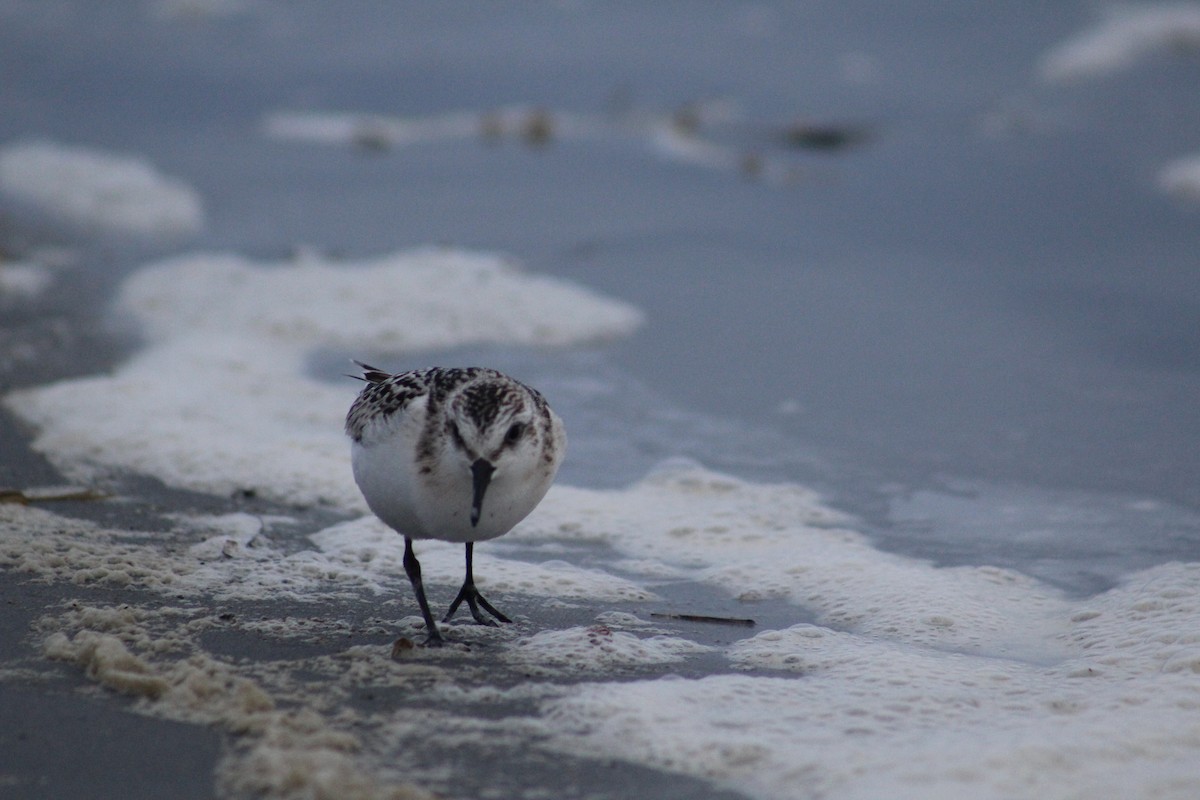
{"left": 346, "top": 363, "right": 566, "bottom": 645}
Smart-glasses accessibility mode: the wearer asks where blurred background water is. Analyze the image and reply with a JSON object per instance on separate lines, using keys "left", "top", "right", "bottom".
{"left": 2, "top": 0, "right": 1199, "bottom": 597}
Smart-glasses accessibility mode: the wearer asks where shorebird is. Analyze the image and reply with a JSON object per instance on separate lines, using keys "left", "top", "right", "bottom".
{"left": 346, "top": 363, "right": 565, "bottom": 644}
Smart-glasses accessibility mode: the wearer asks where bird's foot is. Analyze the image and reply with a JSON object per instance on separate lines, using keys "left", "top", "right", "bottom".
{"left": 420, "top": 631, "right": 446, "bottom": 647}
{"left": 444, "top": 581, "right": 512, "bottom": 626}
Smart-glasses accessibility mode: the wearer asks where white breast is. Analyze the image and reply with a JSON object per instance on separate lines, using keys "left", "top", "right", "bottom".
{"left": 351, "top": 405, "right": 564, "bottom": 544}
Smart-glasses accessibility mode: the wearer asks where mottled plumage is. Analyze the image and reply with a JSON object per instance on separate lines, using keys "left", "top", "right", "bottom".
{"left": 346, "top": 363, "right": 566, "bottom": 645}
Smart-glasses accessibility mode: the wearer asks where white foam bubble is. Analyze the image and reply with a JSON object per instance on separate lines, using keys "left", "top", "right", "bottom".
{"left": 151, "top": 0, "right": 255, "bottom": 21}
{"left": 4, "top": 248, "right": 642, "bottom": 507}
{"left": 263, "top": 109, "right": 485, "bottom": 148}
{"left": 0, "top": 260, "right": 52, "bottom": 299}
{"left": 0, "top": 140, "right": 204, "bottom": 238}
{"left": 1039, "top": 4, "right": 1200, "bottom": 83}
{"left": 505, "top": 625, "right": 712, "bottom": 677}
{"left": 1159, "top": 152, "right": 1200, "bottom": 202}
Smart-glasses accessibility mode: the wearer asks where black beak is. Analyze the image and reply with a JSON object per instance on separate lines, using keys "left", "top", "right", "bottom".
{"left": 470, "top": 458, "right": 495, "bottom": 527}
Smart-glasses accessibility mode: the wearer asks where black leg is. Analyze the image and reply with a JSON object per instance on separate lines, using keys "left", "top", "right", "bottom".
{"left": 403, "top": 537, "right": 444, "bottom": 646}
{"left": 443, "top": 542, "right": 512, "bottom": 626}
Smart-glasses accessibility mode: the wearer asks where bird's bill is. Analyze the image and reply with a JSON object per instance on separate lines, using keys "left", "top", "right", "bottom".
{"left": 470, "top": 458, "right": 495, "bottom": 527}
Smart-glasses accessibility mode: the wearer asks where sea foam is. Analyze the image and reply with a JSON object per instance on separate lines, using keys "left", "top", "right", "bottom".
{"left": 1039, "top": 4, "right": 1200, "bottom": 83}
{"left": 0, "top": 140, "right": 204, "bottom": 238}
{"left": 4, "top": 248, "right": 643, "bottom": 508}
{"left": 4, "top": 204, "right": 1198, "bottom": 799}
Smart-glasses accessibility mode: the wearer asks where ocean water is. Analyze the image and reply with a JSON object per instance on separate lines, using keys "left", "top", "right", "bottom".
{"left": 2, "top": 3, "right": 1200, "bottom": 799}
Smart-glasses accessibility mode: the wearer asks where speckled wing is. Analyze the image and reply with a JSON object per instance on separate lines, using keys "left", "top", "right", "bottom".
{"left": 344, "top": 364, "right": 430, "bottom": 442}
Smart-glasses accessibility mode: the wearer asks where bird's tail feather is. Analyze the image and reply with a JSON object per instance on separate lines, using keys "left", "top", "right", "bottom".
{"left": 347, "top": 359, "right": 390, "bottom": 384}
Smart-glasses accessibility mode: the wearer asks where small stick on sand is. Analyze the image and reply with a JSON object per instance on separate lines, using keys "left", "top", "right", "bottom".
{"left": 650, "top": 612, "right": 756, "bottom": 627}
{"left": 0, "top": 487, "right": 109, "bottom": 504}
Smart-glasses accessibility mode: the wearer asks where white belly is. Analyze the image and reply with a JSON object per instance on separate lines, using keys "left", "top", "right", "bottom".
{"left": 351, "top": 440, "right": 555, "bottom": 543}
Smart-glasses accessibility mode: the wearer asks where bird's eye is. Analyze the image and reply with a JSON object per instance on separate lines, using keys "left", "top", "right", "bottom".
{"left": 505, "top": 422, "right": 525, "bottom": 444}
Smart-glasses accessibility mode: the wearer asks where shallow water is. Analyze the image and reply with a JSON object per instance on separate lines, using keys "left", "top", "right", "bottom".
{"left": 2, "top": 3, "right": 1200, "bottom": 799}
